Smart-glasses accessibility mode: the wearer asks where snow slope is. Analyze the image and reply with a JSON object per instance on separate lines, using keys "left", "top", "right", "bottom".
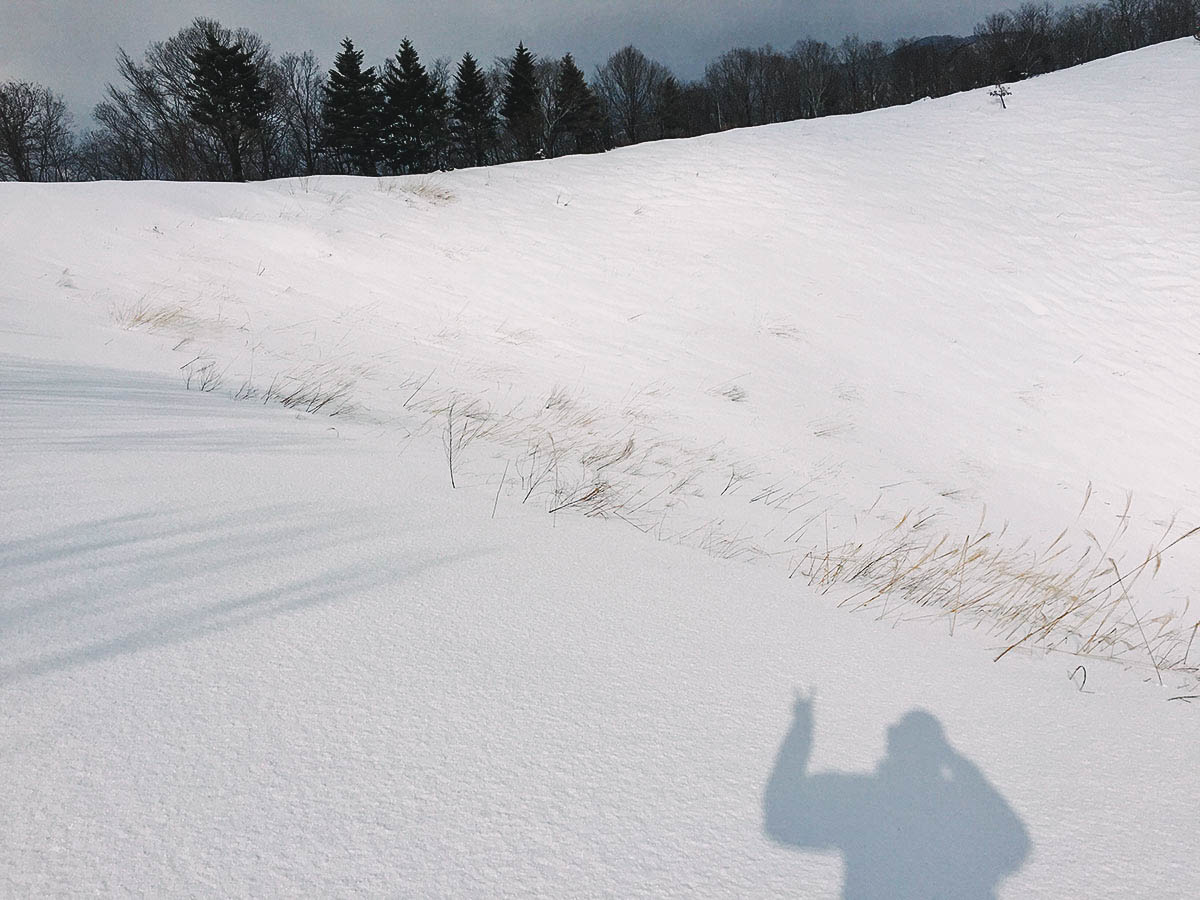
{"left": 3, "top": 353, "right": 1200, "bottom": 897}
{"left": 2, "top": 40, "right": 1199, "bottom": 896}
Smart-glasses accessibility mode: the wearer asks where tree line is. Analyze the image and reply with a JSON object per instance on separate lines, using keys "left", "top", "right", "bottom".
{"left": 2, "top": 0, "right": 1197, "bottom": 182}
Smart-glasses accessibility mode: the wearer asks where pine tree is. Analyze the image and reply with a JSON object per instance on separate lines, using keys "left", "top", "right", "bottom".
{"left": 322, "top": 37, "right": 383, "bottom": 175}
{"left": 653, "top": 75, "right": 687, "bottom": 140}
{"left": 501, "top": 43, "right": 541, "bottom": 160}
{"left": 552, "top": 54, "right": 606, "bottom": 155}
{"left": 381, "top": 38, "right": 447, "bottom": 174}
{"left": 450, "top": 52, "right": 496, "bottom": 168}
{"left": 186, "top": 26, "right": 271, "bottom": 181}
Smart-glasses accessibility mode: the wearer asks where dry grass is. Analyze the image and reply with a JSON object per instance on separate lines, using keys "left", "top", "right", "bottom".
{"left": 707, "top": 375, "right": 750, "bottom": 403}
{"left": 182, "top": 358, "right": 224, "bottom": 393}
{"left": 398, "top": 376, "right": 1198, "bottom": 682}
{"left": 255, "top": 363, "right": 357, "bottom": 416}
{"left": 112, "top": 299, "right": 200, "bottom": 332}
{"left": 116, "top": 293, "right": 359, "bottom": 417}
{"left": 378, "top": 176, "right": 456, "bottom": 205}
{"left": 789, "top": 497, "right": 1200, "bottom": 681}
{"left": 141, "top": 294, "right": 1197, "bottom": 685}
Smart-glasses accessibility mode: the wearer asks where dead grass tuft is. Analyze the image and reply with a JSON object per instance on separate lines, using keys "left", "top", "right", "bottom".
{"left": 789, "top": 499, "right": 1200, "bottom": 680}
{"left": 240, "top": 363, "right": 358, "bottom": 416}
{"left": 112, "top": 299, "right": 200, "bottom": 332}
{"left": 378, "top": 175, "right": 456, "bottom": 205}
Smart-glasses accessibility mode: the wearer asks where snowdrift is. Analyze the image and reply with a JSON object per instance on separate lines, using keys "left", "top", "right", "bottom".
{"left": 6, "top": 40, "right": 1199, "bottom": 665}
{"left": 2, "top": 39, "right": 1199, "bottom": 896}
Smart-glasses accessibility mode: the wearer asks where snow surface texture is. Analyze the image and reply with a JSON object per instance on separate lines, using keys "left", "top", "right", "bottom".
{"left": 2, "top": 40, "right": 1199, "bottom": 896}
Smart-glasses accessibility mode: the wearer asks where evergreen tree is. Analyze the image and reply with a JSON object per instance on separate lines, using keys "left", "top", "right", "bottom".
{"left": 381, "top": 38, "right": 447, "bottom": 174}
{"left": 653, "top": 75, "right": 687, "bottom": 140}
{"left": 186, "top": 26, "right": 271, "bottom": 181}
{"left": 501, "top": 42, "right": 541, "bottom": 160}
{"left": 552, "top": 54, "right": 606, "bottom": 155}
{"left": 450, "top": 52, "right": 496, "bottom": 167}
{"left": 322, "top": 37, "right": 383, "bottom": 175}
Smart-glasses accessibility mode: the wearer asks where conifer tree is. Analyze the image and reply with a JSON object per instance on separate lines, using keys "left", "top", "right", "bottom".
{"left": 450, "top": 52, "right": 496, "bottom": 167}
{"left": 381, "top": 38, "right": 447, "bottom": 174}
{"left": 501, "top": 42, "right": 541, "bottom": 160}
{"left": 552, "top": 53, "right": 606, "bottom": 155}
{"left": 321, "top": 37, "right": 383, "bottom": 175}
{"left": 653, "top": 75, "right": 688, "bottom": 140}
{"left": 186, "top": 26, "right": 271, "bottom": 181}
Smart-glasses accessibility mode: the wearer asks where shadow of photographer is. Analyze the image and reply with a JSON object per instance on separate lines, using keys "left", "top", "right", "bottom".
{"left": 764, "top": 696, "right": 1029, "bottom": 899}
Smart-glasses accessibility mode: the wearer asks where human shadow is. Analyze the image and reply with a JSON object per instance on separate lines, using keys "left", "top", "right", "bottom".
{"left": 763, "top": 697, "right": 1029, "bottom": 899}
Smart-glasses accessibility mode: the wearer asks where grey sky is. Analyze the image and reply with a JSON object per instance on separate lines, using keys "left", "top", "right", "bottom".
{"left": 3, "top": 1, "right": 1046, "bottom": 124}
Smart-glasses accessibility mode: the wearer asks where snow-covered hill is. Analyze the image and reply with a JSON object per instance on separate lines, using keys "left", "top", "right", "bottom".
{"left": 2, "top": 39, "right": 1199, "bottom": 896}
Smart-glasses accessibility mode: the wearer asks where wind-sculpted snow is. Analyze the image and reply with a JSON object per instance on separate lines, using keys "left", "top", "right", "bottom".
{"left": 2, "top": 333, "right": 1199, "bottom": 896}
{"left": 2, "top": 40, "right": 1200, "bottom": 895}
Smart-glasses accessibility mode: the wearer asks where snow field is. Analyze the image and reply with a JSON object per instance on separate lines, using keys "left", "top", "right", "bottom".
{"left": 7, "top": 41, "right": 1198, "bottom": 671}
{"left": 2, "top": 38, "right": 1200, "bottom": 896}
{"left": 2, "top": 354, "right": 1199, "bottom": 896}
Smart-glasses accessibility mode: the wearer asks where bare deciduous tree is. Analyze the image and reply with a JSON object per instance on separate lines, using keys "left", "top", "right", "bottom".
{"left": 1106, "top": 0, "right": 1151, "bottom": 50}
{"left": 704, "top": 47, "right": 758, "bottom": 129}
{"left": 89, "top": 18, "right": 275, "bottom": 180}
{"left": 274, "top": 51, "right": 325, "bottom": 176}
{"left": 1147, "top": 0, "right": 1200, "bottom": 41}
{"left": 1053, "top": 4, "right": 1110, "bottom": 65}
{"left": 792, "top": 39, "right": 839, "bottom": 119}
{"left": 0, "top": 80, "right": 75, "bottom": 181}
{"left": 594, "top": 45, "right": 669, "bottom": 145}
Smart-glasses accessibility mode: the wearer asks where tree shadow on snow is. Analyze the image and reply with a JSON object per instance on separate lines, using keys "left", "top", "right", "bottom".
{"left": 0, "top": 355, "right": 324, "bottom": 454}
{"left": 0, "top": 503, "right": 490, "bottom": 685}
{"left": 763, "top": 697, "right": 1029, "bottom": 899}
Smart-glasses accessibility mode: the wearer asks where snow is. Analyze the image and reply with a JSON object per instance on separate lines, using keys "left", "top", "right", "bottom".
{"left": 2, "top": 40, "right": 1200, "bottom": 896}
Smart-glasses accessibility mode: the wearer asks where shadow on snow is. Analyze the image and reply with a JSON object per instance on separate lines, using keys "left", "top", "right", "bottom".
{"left": 764, "top": 696, "right": 1029, "bottom": 899}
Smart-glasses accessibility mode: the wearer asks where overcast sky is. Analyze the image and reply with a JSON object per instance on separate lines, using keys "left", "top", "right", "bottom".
{"left": 2, "top": 1, "right": 1053, "bottom": 124}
